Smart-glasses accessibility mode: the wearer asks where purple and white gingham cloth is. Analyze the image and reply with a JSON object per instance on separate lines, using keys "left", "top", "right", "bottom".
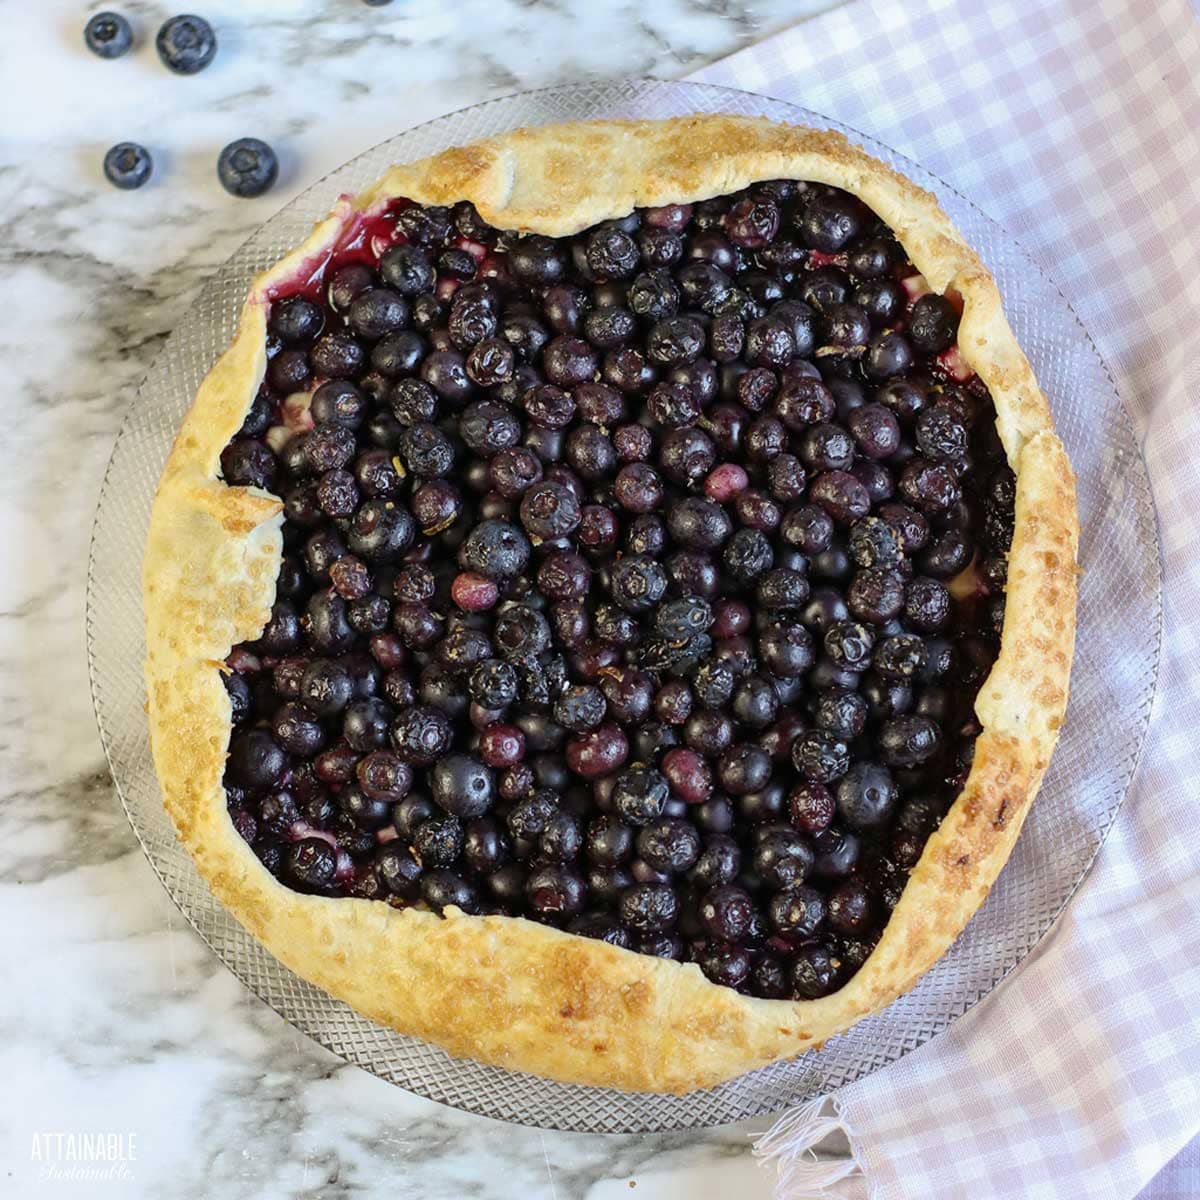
{"left": 687, "top": 1, "right": 1200, "bottom": 1197}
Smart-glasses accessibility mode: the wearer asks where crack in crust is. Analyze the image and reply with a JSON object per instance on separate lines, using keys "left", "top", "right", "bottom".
{"left": 143, "top": 115, "right": 1078, "bottom": 1093}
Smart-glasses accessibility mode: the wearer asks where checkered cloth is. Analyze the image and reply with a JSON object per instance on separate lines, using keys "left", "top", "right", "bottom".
{"left": 688, "top": 1, "right": 1200, "bottom": 1197}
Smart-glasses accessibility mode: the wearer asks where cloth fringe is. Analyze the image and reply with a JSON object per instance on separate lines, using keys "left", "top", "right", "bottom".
{"left": 753, "top": 1096, "right": 865, "bottom": 1199}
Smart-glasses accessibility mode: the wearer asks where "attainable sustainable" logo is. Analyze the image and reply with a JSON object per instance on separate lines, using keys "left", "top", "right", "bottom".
{"left": 29, "top": 1131, "right": 138, "bottom": 1183}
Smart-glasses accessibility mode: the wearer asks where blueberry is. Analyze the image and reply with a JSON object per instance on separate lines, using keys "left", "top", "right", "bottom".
{"left": 836, "top": 762, "right": 899, "bottom": 832}
{"left": 271, "top": 297, "right": 325, "bottom": 345}
{"left": 654, "top": 596, "right": 713, "bottom": 642}
{"left": 751, "top": 955, "right": 790, "bottom": 999}
{"left": 156, "top": 14, "right": 216, "bottom": 74}
{"left": 659, "top": 429, "right": 715, "bottom": 487}
{"left": 340, "top": 781, "right": 391, "bottom": 830}
{"left": 691, "top": 659, "right": 735, "bottom": 709}
{"left": 724, "top": 196, "right": 780, "bottom": 248}
{"left": 800, "top": 265, "right": 850, "bottom": 310}
{"left": 792, "top": 944, "right": 839, "bottom": 998}
{"left": 899, "top": 458, "right": 962, "bottom": 513}
{"left": 612, "top": 767, "right": 669, "bottom": 826}
{"left": 799, "top": 192, "right": 862, "bottom": 252}
{"left": 916, "top": 403, "right": 969, "bottom": 462}
{"left": 879, "top": 715, "right": 942, "bottom": 767}
{"left": 568, "top": 913, "right": 631, "bottom": 948}
{"left": 581, "top": 816, "right": 631, "bottom": 870}
{"left": 85, "top": 12, "right": 133, "bottom": 58}
{"left": 874, "top": 634, "right": 928, "bottom": 680}
{"left": 493, "top": 607, "right": 551, "bottom": 659}
{"left": 585, "top": 227, "right": 639, "bottom": 279}
{"left": 399, "top": 422, "right": 454, "bottom": 478}
{"left": 396, "top": 203, "right": 452, "bottom": 245}
{"left": 519, "top": 480, "right": 581, "bottom": 539}
{"left": 609, "top": 555, "right": 668, "bottom": 613}
{"left": 376, "top": 845, "right": 422, "bottom": 898}
{"left": 217, "top": 138, "right": 278, "bottom": 198}
{"left": 856, "top": 278, "right": 906, "bottom": 326}
{"left": 618, "top": 883, "right": 680, "bottom": 932}
{"left": 823, "top": 620, "right": 874, "bottom": 671}
{"left": 812, "top": 689, "right": 867, "bottom": 741}
{"left": 635, "top": 817, "right": 701, "bottom": 874}
{"left": 628, "top": 271, "right": 680, "bottom": 321}
{"left": 426, "top": 753, "right": 494, "bottom": 820}
{"left": 538, "top": 811, "right": 584, "bottom": 863}
{"left": 919, "top": 528, "right": 973, "bottom": 579}
{"left": 844, "top": 516, "right": 902, "bottom": 571}
{"left": 723, "top": 528, "right": 774, "bottom": 583}
{"left": 349, "top": 288, "right": 410, "bottom": 341}
{"left": 754, "top": 829, "right": 814, "bottom": 889}
{"left": 458, "top": 518, "right": 531, "bottom": 580}
{"left": 103, "top": 143, "right": 153, "bottom": 190}
{"left": 380, "top": 244, "right": 435, "bottom": 296}
{"left": 909, "top": 294, "right": 960, "bottom": 354}
{"left": 710, "top": 739, "right": 764, "bottom": 798}
{"left": 342, "top": 698, "right": 392, "bottom": 753}
{"left": 390, "top": 705, "right": 453, "bottom": 766}
{"left": 507, "top": 789, "right": 560, "bottom": 841}
{"left": 731, "top": 675, "right": 778, "bottom": 729}
{"left": 828, "top": 881, "right": 875, "bottom": 936}
{"left": 526, "top": 866, "right": 587, "bottom": 920}
{"left": 224, "top": 671, "right": 253, "bottom": 727}
{"left": 759, "top": 624, "right": 815, "bottom": 677}
{"left": 347, "top": 500, "right": 415, "bottom": 562}
{"left": 220, "top": 438, "right": 275, "bottom": 490}
{"left": 449, "top": 293, "right": 498, "bottom": 350}
{"left": 228, "top": 730, "right": 287, "bottom": 791}
{"left": 768, "top": 885, "right": 827, "bottom": 936}
{"left": 286, "top": 838, "right": 337, "bottom": 891}
{"left": 646, "top": 316, "right": 705, "bottom": 367}
{"left": 791, "top": 730, "right": 851, "bottom": 784}
{"left": 848, "top": 567, "right": 906, "bottom": 625}
{"left": 666, "top": 497, "right": 732, "bottom": 550}
{"left": 865, "top": 330, "right": 913, "bottom": 380}
{"left": 469, "top": 659, "right": 519, "bottom": 709}
{"left": 410, "top": 812, "right": 465, "bottom": 869}
{"left": 297, "top": 658, "right": 351, "bottom": 718}
{"left": 422, "top": 869, "right": 478, "bottom": 914}
{"left": 553, "top": 684, "right": 607, "bottom": 733}
{"left": 756, "top": 567, "right": 810, "bottom": 612}
{"left": 543, "top": 336, "right": 598, "bottom": 389}
{"left": 510, "top": 235, "right": 569, "bottom": 286}
{"left": 698, "top": 942, "right": 753, "bottom": 988}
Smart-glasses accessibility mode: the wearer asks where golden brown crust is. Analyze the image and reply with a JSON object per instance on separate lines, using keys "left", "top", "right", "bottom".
{"left": 143, "top": 115, "right": 1078, "bottom": 1093}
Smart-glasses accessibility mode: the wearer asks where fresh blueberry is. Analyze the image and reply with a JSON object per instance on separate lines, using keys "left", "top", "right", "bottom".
{"left": 85, "top": 12, "right": 133, "bottom": 58}
{"left": 156, "top": 14, "right": 216, "bottom": 74}
{"left": 103, "top": 143, "right": 153, "bottom": 190}
{"left": 217, "top": 138, "right": 278, "bottom": 198}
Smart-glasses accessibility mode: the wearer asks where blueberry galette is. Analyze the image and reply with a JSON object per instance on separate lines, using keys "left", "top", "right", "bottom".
{"left": 143, "top": 116, "right": 1077, "bottom": 1093}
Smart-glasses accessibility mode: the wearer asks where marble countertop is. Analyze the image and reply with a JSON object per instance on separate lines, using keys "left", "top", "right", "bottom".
{"left": 0, "top": 1, "right": 852, "bottom": 1196}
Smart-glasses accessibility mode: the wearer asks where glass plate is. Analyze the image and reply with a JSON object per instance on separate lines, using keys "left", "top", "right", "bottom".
{"left": 86, "top": 79, "right": 1162, "bottom": 1133}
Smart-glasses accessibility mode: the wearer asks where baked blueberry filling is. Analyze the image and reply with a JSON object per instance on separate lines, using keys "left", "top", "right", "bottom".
{"left": 218, "top": 181, "right": 1013, "bottom": 1000}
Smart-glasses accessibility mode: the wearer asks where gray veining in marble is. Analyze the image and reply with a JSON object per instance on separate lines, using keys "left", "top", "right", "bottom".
{"left": 0, "top": 2, "right": 850, "bottom": 1195}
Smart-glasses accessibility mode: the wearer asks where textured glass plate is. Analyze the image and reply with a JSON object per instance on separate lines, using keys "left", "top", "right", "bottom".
{"left": 87, "top": 80, "right": 1162, "bottom": 1133}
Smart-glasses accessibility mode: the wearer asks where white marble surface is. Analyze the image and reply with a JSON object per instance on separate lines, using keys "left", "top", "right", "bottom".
{"left": 0, "top": 2, "right": 852, "bottom": 1197}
